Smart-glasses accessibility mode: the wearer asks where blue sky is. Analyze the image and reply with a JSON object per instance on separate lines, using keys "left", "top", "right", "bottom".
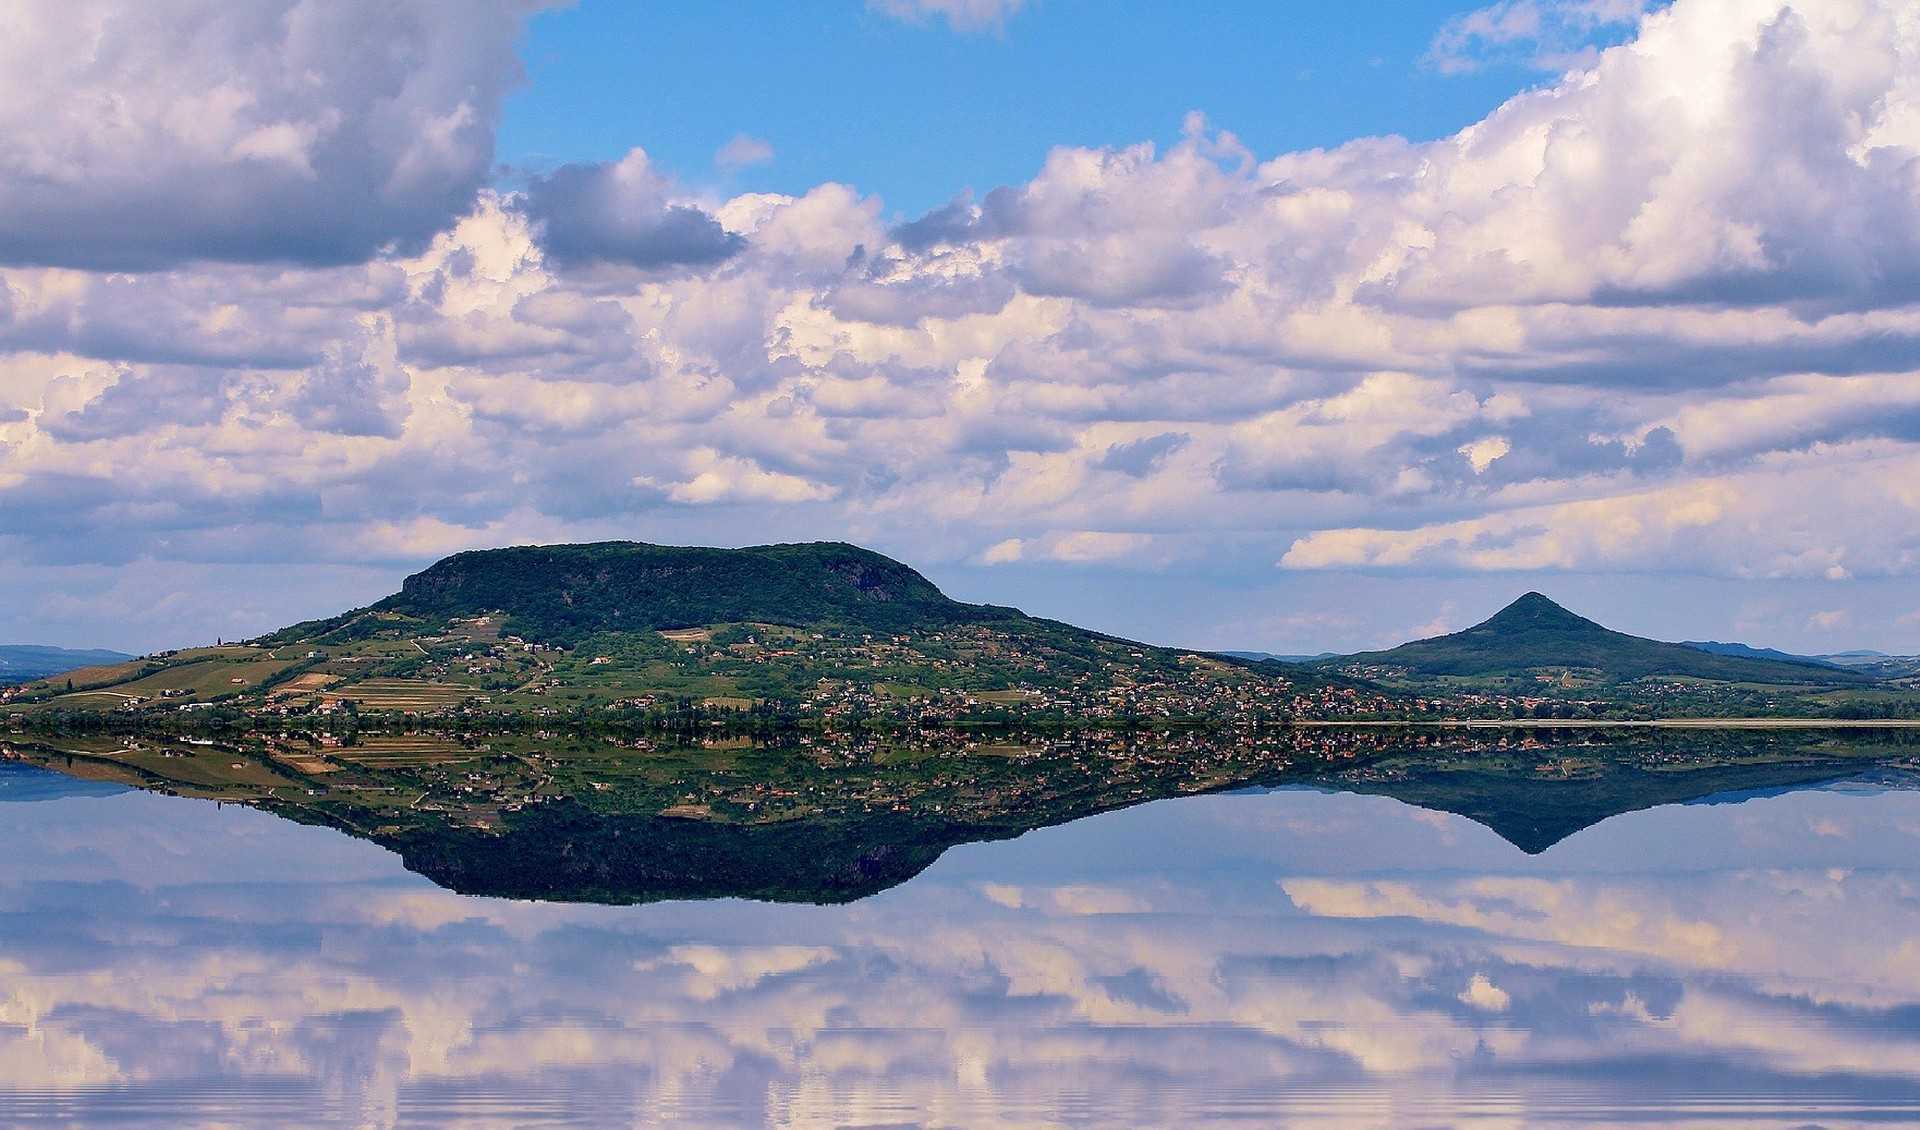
{"left": 500, "top": 0, "right": 1577, "bottom": 218}
{"left": 2, "top": 0, "right": 1918, "bottom": 656}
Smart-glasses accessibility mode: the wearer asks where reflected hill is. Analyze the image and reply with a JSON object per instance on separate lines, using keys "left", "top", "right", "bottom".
{"left": 6, "top": 725, "right": 1918, "bottom": 901}
{"left": 1315, "top": 750, "right": 1918, "bottom": 853}
{"left": 0, "top": 759, "right": 129, "bottom": 802}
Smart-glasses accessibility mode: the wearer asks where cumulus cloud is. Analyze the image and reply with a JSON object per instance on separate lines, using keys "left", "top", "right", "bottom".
{"left": 288, "top": 322, "right": 411, "bottom": 437}
{"left": 1098, "top": 432, "right": 1190, "bottom": 477}
{"left": 1280, "top": 446, "right": 1920, "bottom": 579}
{"left": 649, "top": 449, "right": 839, "bottom": 506}
{"left": 3, "top": 0, "right": 1920, "bottom": 646}
{"left": 1045, "top": 531, "right": 1155, "bottom": 563}
{"left": 38, "top": 364, "right": 234, "bottom": 442}
{"left": 0, "top": 0, "right": 544, "bottom": 270}
{"left": 1379, "top": 0, "right": 1920, "bottom": 312}
{"left": 1457, "top": 436, "right": 1512, "bottom": 474}
{"left": 1457, "top": 972, "right": 1512, "bottom": 1011}
{"left": 825, "top": 255, "right": 1018, "bottom": 326}
{"left": 519, "top": 149, "right": 745, "bottom": 271}
{"left": 980, "top": 538, "right": 1026, "bottom": 565}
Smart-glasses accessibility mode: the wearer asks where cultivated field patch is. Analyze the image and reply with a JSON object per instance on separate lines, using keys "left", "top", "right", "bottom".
{"left": 57, "top": 657, "right": 301, "bottom": 704}
{"left": 268, "top": 672, "right": 342, "bottom": 699}
{"left": 325, "top": 679, "right": 483, "bottom": 711}
{"left": 333, "top": 736, "right": 477, "bottom": 767}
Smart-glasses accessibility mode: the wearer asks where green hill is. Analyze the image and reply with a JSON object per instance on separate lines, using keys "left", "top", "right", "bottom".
{"left": 268, "top": 541, "right": 1016, "bottom": 646}
{"left": 1316, "top": 593, "right": 1867, "bottom": 686}
{"left": 161, "top": 540, "right": 1370, "bottom": 724}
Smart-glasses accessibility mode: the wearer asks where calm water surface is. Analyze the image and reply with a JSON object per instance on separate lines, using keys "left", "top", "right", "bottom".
{"left": 1, "top": 762, "right": 1919, "bottom": 1127}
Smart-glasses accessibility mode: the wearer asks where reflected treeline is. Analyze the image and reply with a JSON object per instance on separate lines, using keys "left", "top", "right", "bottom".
{"left": 4, "top": 724, "right": 1918, "bottom": 902}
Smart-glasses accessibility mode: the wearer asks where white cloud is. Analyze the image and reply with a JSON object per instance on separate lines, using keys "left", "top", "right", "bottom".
{"left": 1457, "top": 972, "right": 1512, "bottom": 1012}
{"left": 650, "top": 944, "right": 838, "bottom": 1001}
{"left": 715, "top": 134, "right": 775, "bottom": 171}
{"left": 980, "top": 538, "right": 1026, "bottom": 565}
{"left": 868, "top": 0, "right": 1025, "bottom": 34}
{"left": 1428, "top": 0, "right": 1656, "bottom": 75}
{"left": 519, "top": 148, "right": 743, "bottom": 270}
{"left": 1281, "top": 446, "right": 1920, "bottom": 578}
{"left": 654, "top": 450, "right": 838, "bottom": 506}
{"left": 0, "top": 0, "right": 545, "bottom": 270}
{"left": 1044, "top": 531, "right": 1152, "bottom": 564}
{"left": 4, "top": 0, "right": 1920, "bottom": 646}
{"left": 1405, "top": 604, "right": 1461, "bottom": 641}
{"left": 1458, "top": 436, "right": 1513, "bottom": 473}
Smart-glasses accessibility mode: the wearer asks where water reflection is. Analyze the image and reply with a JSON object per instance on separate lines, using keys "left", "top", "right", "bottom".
{"left": 7, "top": 726, "right": 1914, "bottom": 903}
{"left": 1, "top": 766, "right": 1919, "bottom": 1125}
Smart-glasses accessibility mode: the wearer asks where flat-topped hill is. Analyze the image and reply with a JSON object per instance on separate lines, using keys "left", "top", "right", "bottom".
{"left": 1316, "top": 592, "right": 1866, "bottom": 685}
{"left": 383, "top": 540, "right": 1019, "bottom": 639}
{"left": 267, "top": 541, "right": 1022, "bottom": 646}
{"left": 193, "top": 540, "right": 1366, "bottom": 725}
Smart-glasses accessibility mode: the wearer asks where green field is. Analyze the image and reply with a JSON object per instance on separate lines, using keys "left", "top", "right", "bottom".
{"left": 327, "top": 679, "right": 485, "bottom": 710}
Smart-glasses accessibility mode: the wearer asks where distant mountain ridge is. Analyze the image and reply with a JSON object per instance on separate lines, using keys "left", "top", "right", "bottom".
{"left": 1818, "top": 651, "right": 1920, "bottom": 679}
{"left": 1679, "top": 643, "right": 1920, "bottom": 679}
{"left": 0, "top": 645, "right": 133, "bottom": 686}
{"left": 1312, "top": 593, "right": 1867, "bottom": 685}
{"left": 1681, "top": 640, "right": 1842, "bottom": 668}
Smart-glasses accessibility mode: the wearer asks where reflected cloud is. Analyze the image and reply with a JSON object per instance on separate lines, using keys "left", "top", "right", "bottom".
{"left": 0, "top": 773, "right": 1918, "bottom": 1124}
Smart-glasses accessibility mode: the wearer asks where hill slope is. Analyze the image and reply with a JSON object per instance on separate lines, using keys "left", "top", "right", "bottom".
{"left": 7, "top": 541, "right": 1380, "bottom": 724}
{"left": 0, "top": 645, "right": 133, "bottom": 686}
{"left": 1316, "top": 593, "right": 1865, "bottom": 686}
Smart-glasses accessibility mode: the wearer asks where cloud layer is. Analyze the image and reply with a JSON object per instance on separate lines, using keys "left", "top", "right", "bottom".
{"left": 0, "top": 0, "right": 543, "bottom": 270}
{"left": 2, "top": 0, "right": 1919, "bottom": 646}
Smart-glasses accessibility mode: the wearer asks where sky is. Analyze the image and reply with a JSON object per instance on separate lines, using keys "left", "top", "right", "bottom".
{"left": 497, "top": 0, "right": 1599, "bottom": 217}
{"left": 2, "top": 0, "right": 1919, "bottom": 656}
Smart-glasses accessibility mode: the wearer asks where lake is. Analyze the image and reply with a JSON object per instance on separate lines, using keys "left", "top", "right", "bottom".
{"left": 1, "top": 759, "right": 1919, "bottom": 1126}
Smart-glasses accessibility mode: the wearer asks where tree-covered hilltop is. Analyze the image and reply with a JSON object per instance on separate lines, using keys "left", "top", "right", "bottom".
{"left": 1316, "top": 592, "right": 1871, "bottom": 686}
{"left": 265, "top": 541, "right": 1025, "bottom": 647}
{"left": 3, "top": 540, "right": 1376, "bottom": 726}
